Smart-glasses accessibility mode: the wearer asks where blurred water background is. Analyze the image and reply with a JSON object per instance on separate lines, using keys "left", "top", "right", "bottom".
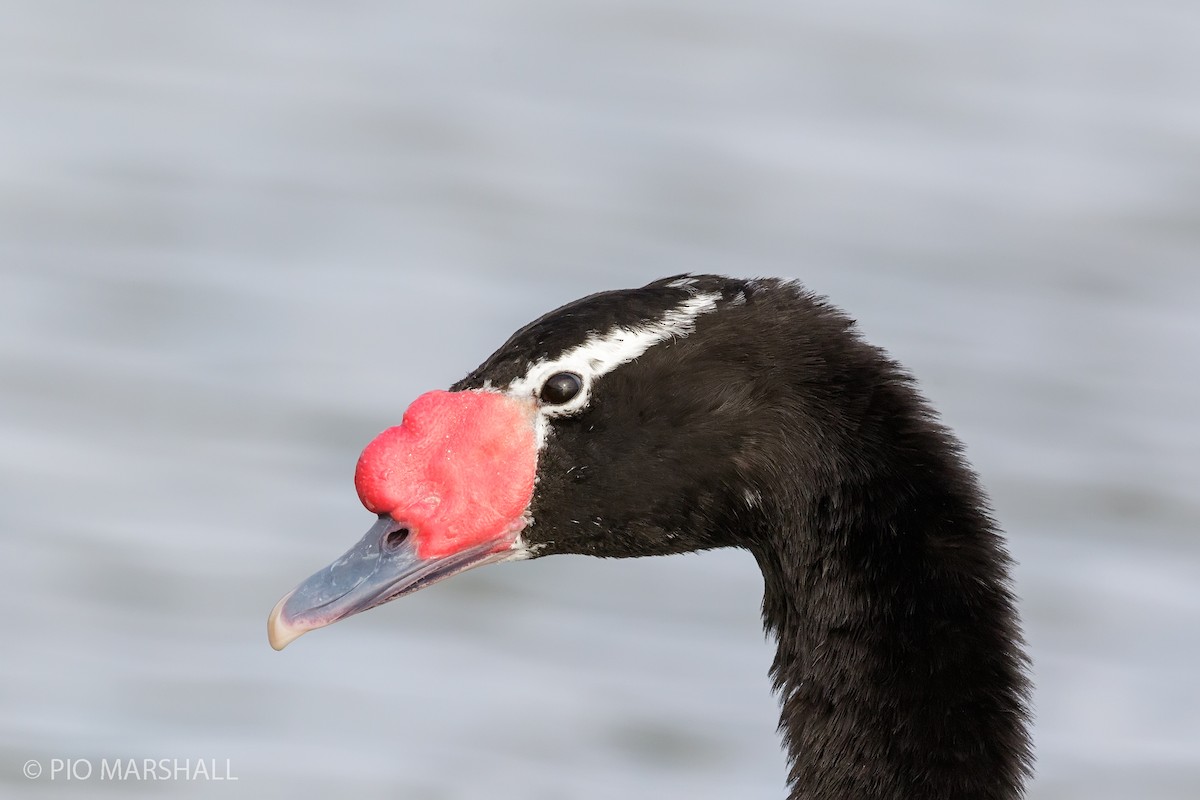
{"left": 2, "top": 2, "right": 1198, "bottom": 798}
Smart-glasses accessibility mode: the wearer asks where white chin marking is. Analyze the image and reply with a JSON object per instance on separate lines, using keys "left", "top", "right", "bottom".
{"left": 506, "top": 533, "right": 540, "bottom": 560}
{"left": 505, "top": 291, "right": 722, "bottom": 448}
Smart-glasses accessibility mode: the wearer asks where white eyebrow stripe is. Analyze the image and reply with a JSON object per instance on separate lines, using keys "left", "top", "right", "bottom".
{"left": 505, "top": 291, "right": 722, "bottom": 447}
{"left": 507, "top": 291, "right": 720, "bottom": 395}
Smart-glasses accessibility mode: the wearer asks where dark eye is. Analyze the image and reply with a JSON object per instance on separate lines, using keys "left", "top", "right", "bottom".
{"left": 540, "top": 372, "right": 583, "bottom": 405}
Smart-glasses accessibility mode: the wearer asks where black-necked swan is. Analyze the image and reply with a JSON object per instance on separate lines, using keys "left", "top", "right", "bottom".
{"left": 268, "top": 275, "right": 1033, "bottom": 800}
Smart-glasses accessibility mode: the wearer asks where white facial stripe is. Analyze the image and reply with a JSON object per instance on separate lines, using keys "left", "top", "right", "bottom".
{"left": 506, "top": 291, "right": 721, "bottom": 446}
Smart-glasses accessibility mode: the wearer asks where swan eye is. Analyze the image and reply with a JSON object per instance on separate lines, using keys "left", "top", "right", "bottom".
{"left": 540, "top": 372, "right": 583, "bottom": 405}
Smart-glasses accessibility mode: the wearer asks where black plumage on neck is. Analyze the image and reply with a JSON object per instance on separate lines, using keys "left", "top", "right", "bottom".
{"left": 730, "top": 303, "right": 1032, "bottom": 800}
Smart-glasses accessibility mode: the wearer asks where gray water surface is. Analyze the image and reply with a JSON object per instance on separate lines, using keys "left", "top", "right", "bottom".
{"left": 2, "top": 2, "right": 1198, "bottom": 798}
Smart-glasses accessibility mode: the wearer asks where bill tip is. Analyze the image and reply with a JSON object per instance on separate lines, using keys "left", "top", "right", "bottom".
{"left": 267, "top": 594, "right": 306, "bottom": 651}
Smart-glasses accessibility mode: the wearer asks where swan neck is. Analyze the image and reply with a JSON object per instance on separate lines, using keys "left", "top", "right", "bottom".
{"left": 750, "top": 441, "right": 1032, "bottom": 799}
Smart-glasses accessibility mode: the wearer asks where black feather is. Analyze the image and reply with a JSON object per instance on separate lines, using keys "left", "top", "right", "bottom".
{"left": 456, "top": 275, "right": 1032, "bottom": 800}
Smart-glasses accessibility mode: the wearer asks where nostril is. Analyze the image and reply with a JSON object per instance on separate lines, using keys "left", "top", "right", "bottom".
{"left": 384, "top": 528, "right": 410, "bottom": 550}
